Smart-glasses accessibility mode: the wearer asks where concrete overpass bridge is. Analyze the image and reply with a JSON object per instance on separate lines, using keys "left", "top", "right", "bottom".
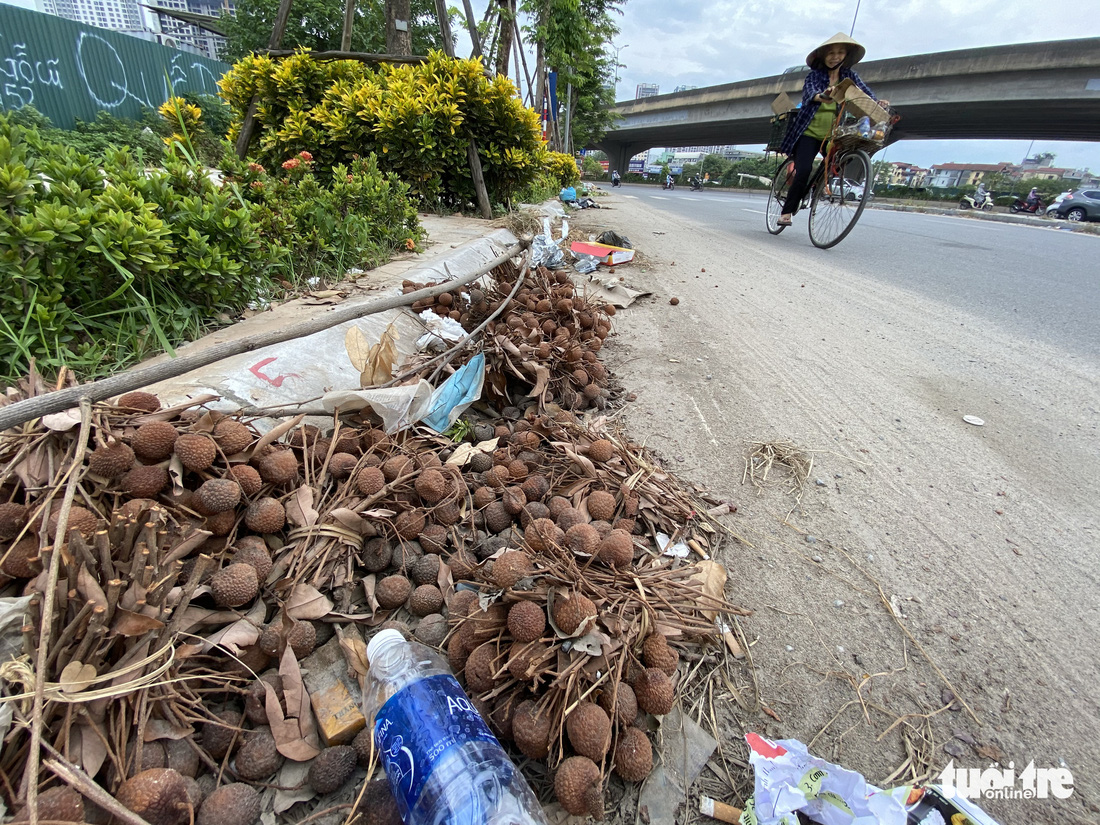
{"left": 596, "top": 38, "right": 1100, "bottom": 173}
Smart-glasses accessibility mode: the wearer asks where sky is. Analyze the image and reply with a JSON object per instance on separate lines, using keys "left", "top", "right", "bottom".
{"left": 460, "top": 0, "right": 1100, "bottom": 171}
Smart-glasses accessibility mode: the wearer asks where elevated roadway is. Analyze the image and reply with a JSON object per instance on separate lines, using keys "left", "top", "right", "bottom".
{"left": 597, "top": 38, "right": 1100, "bottom": 172}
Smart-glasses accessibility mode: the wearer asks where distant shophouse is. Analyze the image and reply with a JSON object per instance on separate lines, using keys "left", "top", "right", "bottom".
{"left": 927, "top": 162, "right": 1016, "bottom": 189}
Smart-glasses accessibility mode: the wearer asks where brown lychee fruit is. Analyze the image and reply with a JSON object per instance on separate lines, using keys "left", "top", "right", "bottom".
{"left": 484, "top": 465, "right": 510, "bottom": 489}
{"left": 555, "top": 506, "right": 585, "bottom": 531}
{"left": 205, "top": 509, "right": 237, "bottom": 537}
{"left": 447, "top": 629, "right": 471, "bottom": 673}
{"left": 287, "top": 621, "right": 317, "bottom": 658}
{"left": 463, "top": 643, "right": 497, "bottom": 692}
{"left": 547, "top": 496, "right": 571, "bottom": 518}
{"left": 352, "top": 727, "right": 373, "bottom": 766}
{"left": 245, "top": 674, "right": 283, "bottom": 724}
{"left": 132, "top": 422, "right": 178, "bottom": 462}
{"left": 566, "top": 701, "right": 611, "bottom": 760}
{"left": 213, "top": 419, "right": 253, "bottom": 455}
{"left": 524, "top": 518, "right": 563, "bottom": 552}
{"left": 357, "top": 778, "right": 401, "bottom": 825}
{"left": 418, "top": 523, "right": 448, "bottom": 555}
{"left": 555, "top": 755, "right": 603, "bottom": 819}
{"left": 597, "top": 529, "right": 634, "bottom": 569}
{"left": 256, "top": 449, "right": 298, "bottom": 485}
{"left": 244, "top": 497, "right": 285, "bottom": 533}
{"left": 328, "top": 453, "right": 359, "bottom": 479}
{"left": 565, "top": 523, "right": 600, "bottom": 555}
{"left": 409, "top": 584, "right": 444, "bottom": 616}
{"left": 448, "top": 588, "right": 478, "bottom": 619}
{"left": 490, "top": 550, "right": 531, "bottom": 589}
{"left": 411, "top": 553, "right": 441, "bottom": 585}
{"left": 395, "top": 509, "right": 426, "bottom": 540}
{"left": 117, "top": 768, "right": 190, "bottom": 825}
{"left": 512, "top": 700, "right": 552, "bottom": 759}
{"left": 210, "top": 563, "right": 259, "bottom": 608}
{"left": 232, "top": 538, "right": 272, "bottom": 583}
{"left": 382, "top": 455, "right": 411, "bottom": 481}
{"left": 197, "top": 478, "right": 242, "bottom": 514}
{"left": 116, "top": 391, "right": 161, "bottom": 412}
{"left": 588, "top": 439, "right": 615, "bottom": 463}
{"left": 502, "top": 486, "right": 527, "bottom": 516}
{"left": 234, "top": 728, "right": 282, "bottom": 780}
{"left": 642, "top": 633, "right": 679, "bottom": 675}
{"left": 520, "top": 474, "right": 549, "bottom": 502}
{"left": 507, "top": 601, "right": 545, "bottom": 643}
{"left": 472, "top": 486, "right": 497, "bottom": 509}
{"left": 483, "top": 501, "right": 512, "bottom": 534}
{"left": 11, "top": 785, "right": 83, "bottom": 823}
{"left": 356, "top": 466, "right": 386, "bottom": 496}
{"left": 174, "top": 434, "right": 217, "bottom": 472}
{"left": 414, "top": 468, "right": 447, "bottom": 504}
{"left": 202, "top": 710, "right": 242, "bottom": 760}
{"left": 309, "top": 745, "right": 357, "bottom": 794}
{"left": 376, "top": 575, "right": 412, "bottom": 610}
{"left": 614, "top": 727, "right": 653, "bottom": 782}
{"left": 634, "top": 667, "right": 675, "bottom": 715}
{"left": 88, "top": 440, "right": 135, "bottom": 479}
{"left": 0, "top": 502, "right": 28, "bottom": 542}
{"left": 122, "top": 464, "right": 170, "bottom": 499}
{"left": 434, "top": 501, "right": 461, "bottom": 526}
{"left": 447, "top": 549, "right": 479, "bottom": 582}
{"left": 46, "top": 505, "right": 98, "bottom": 540}
{"left": 363, "top": 537, "right": 393, "bottom": 573}
{"left": 414, "top": 613, "right": 448, "bottom": 647}
{"left": 507, "top": 639, "right": 549, "bottom": 681}
{"left": 586, "top": 490, "right": 616, "bottom": 521}
{"left": 228, "top": 464, "right": 262, "bottom": 496}
{"left": 552, "top": 593, "right": 597, "bottom": 636}
{"left": 196, "top": 783, "right": 260, "bottom": 825}
{"left": 1, "top": 537, "right": 40, "bottom": 578}
{"left": 599, "top": 682, "right": 638, "bottom": 727}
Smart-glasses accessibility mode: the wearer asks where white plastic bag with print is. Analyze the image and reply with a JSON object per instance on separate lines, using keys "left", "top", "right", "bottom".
{"left": 740, "top": 733, "right": 907, "bottom": 825}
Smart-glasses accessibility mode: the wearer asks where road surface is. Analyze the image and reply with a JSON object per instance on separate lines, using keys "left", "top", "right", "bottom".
{"left": 575, "top": 184, "right": 1100, "bottom": 824}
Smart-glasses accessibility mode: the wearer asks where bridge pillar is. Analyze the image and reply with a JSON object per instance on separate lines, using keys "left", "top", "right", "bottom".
{"left": 596, "top": 141, "right": 649, "bottom": 177}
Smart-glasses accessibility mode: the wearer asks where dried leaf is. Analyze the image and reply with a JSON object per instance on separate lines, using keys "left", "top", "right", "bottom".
{"left": 273, "top": 759, "right": 315, "bottom": 812}
{"left": 563, "top": 447, "right": 597, "bottom": 478}
{"left": 70, "top": 723, "right": 108, "bottom": 778}
{"left": 689, "top": 561, "right": 727, "bottom": 622}
{"left": 251, "top": 414, "right": 306, "bottom": 456}
{"left": 345, "top": 326, "right": 372, "bottom": 373}
{"left": 360, "top": 321, "right": 400, "bottom": 388}
{"left": 328, "top": 508, "right": 371, "bottom": 534}
{"left": 112, "top": 608, "right": 165, "bottom": 637}
{"left": 143, "top": 719, "right": 194, "bottom": 741}
{"left": 13, "top": 448, "right": 49, "bottom": 488}
{"left": 266, "top": 646, "right": 322, "bottom": 760}
{"left": 284, "top": 584, "right": 333, "bottom": 621}
{"left": 76, "top": 566, "right": 107, "bottom": 608}
{"left": 41, "top": 408, "right": 82, "bottom": 431}
{"left": 527, "top": 365, "right": 551, "bottom": 399}
{"left": 338, "top": 633, "right": 369, "bottom": 681}
{"left": 201, "top": 599, "right": 266, "bottom": 654}
{"left": 362, "top": 575, "right": 379, "bottom": 615}
{"left": 167, "top": 454, "right": 185, "bottom": 495}
{"left": 285, "top": 486, "right": 319, "bottom": 528}
{"left": 59, "top": 661, "right": 97, "bottom": 694}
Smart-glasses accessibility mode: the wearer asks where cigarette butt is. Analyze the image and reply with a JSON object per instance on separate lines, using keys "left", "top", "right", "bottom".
{"left": 699, "top": 795, "right": 742, "bottom": 823}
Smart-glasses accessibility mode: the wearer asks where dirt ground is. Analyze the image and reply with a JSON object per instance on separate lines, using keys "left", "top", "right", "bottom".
{"left": 563, "top": 195, "right": 1100, "bottom": 825}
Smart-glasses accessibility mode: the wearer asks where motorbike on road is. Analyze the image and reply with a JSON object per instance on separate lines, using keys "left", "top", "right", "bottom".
{"left": 959, "top": 193, "right": 993, "bottom": 211}
{"left": 663, "top": 180, "right": 675, "bottom": 191}
{"left": 690, "top": 178, "right": 704, "bottom": 191}
{"left": 1010, "top": 198, "right": 1045, "bottom": 214}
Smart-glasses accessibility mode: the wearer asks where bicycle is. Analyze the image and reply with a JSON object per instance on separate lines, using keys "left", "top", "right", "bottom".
{"left": 765, "top": 100, "right": 897, "bottom": 249}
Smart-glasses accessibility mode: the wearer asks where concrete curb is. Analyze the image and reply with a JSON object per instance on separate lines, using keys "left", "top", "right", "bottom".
{"left": 865, "top": 202, "right": 1098, "bottom": 233}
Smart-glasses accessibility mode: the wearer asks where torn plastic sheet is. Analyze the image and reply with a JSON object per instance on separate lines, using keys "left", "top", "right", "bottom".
{"left": 321, "top": 353, "right": 485, "bottom": 434}
{"left": 574, "top": 254, "right": 601, "bottom": 275}
{"left": 656, "top": 532, "right": 689, "bottom": 558}
{"left": 740, "top": 734, "right": 1002, "bottom": 825}
{"left": 531, "top": 217, "right": 569, "bottom": 269}
{"left": 416, "top": 310, "right": 467, "bottom": 352}
{"left": 0, "top": 596, "right": 32, "bottom": 741}
{"left": 584, "top": 276, "right": 650, "bottom": 308}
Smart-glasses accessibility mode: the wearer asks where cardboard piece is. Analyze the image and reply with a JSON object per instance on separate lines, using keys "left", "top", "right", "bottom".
{"left": 302, "top": 636, "right": 366, "bottom": 746}
{"left": 771, "top": 92, "right": 795, "bottom": 115}
{"left": 569, "top": 241, "right": 635, "bottom": 266}
{"left": 833, "top": 78, "right": 889, "bottom": 124}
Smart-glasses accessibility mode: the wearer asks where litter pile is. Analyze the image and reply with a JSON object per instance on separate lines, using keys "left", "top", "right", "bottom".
{"left": 0, "top": 259, "right": 743, "bottom": 824}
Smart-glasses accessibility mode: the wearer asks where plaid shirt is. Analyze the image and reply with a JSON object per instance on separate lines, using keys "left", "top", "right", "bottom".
{"left": 779, "top": 67, "right": 876, "bottom": 156}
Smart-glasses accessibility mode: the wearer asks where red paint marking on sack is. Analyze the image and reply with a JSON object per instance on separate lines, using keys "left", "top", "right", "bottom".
{"left": 249, "top": 357, "right": 301, "bottom": 388}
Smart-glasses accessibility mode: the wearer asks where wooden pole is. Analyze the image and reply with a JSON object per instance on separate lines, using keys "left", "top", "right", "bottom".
{"left": 433, "top": 0, "right": 453, "bottom": 55}
{"left": 234, "top": 0, "right": 294, "bottom": 158}
{"left": 514, "top": 17, "right": 533, "bottom": 107}
{"left": 493, "top": 0, "right": 514, "bottom": 77}
{"left": 340, "top": 0, "right": 355, "bottom": 51}
{"left": 0, "top": 244, "right": 527, "bottom": 433}
{"left": 385, "top": 0, "right": 412, "bottom": 56}
{"left": 462, "top": 0, "right": 482, "bottom": 58}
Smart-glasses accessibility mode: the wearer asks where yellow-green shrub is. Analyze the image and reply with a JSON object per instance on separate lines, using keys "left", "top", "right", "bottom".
{"left": 221, "top": 51, "right": 548, "bottom": 208}
{"left": 546, "top": 151, "right": 580, "bottom": 187}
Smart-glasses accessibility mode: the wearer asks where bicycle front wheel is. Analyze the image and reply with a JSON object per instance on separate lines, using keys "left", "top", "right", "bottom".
{"left": 808, "top": 149, "right": 871, "bottom": 249}
{"left": 766, "top": 158, "right": 794, "bottom": 234}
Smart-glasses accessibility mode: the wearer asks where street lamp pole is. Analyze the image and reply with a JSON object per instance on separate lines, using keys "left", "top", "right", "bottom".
{"left": 613, "top": 42, "right": 628, "bottom": 94}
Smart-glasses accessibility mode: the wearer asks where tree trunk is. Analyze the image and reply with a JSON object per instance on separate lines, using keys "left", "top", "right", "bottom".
{"left": 461, "top": 0, "right": 481, "bottom": 58}
{"left": 340, "top": 0, "right": 355, "bottom": 51}
{"left": 234, "top": 0, "right": 294, "bottom": 157}
{"left": 386, "top": 0, "right": 412, "bottom": 56}
{"left": 494, "top": 0, "right": 514, "bottom": 78}
{"left": 532, "top": 2, "right": 547, "bottom": 135}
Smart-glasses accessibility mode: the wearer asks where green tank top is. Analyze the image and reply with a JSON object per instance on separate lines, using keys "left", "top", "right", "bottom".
{"left": 803, "top": 101, "right": 838, "bottom": 141}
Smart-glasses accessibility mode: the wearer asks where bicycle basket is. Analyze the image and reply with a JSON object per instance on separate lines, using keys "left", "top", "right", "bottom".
{"left": 766, "top": 112, "right": 792, "bottom": 152}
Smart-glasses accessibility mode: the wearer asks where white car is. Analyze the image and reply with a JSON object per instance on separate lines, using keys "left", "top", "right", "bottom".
{"left": 828, "top": 177, "right": 872, "bottom": 202}
{"left": 1045, "top": 191, "right": 1071, "bottom": 215}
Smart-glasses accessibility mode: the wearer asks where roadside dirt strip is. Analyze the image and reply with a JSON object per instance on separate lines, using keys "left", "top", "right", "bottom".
{"left": 570, "top": 193, "right": 1100, "bottom": 825}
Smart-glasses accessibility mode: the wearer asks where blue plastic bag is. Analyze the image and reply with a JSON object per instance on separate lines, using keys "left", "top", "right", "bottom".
{"left": 560, "top": 186, "right": 577, "bottom": 203}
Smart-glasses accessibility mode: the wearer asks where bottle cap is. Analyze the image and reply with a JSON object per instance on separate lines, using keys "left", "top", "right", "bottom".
{"left": 367, "top": 628, "right": 406, "bottom": 663}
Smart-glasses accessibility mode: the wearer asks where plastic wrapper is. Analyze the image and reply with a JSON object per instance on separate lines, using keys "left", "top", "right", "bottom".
{"left": 416, "top": 310, "right": 467, "bottom": 352}
{"left": 530, "top": 217, "right": 568, "bottom": 269}
{"left": 597, "top": 230, "right": 633, "bottom": 249}
{"left": 573, "top": 254, "right": 601, "bottom": 275}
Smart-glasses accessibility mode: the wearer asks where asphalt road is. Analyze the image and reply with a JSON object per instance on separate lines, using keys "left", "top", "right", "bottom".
{"left": 612, "top": 183, "right": 1099, "bottom": 359}
{"left": 576, "top": 187, "right": 1100, "bottom": 823}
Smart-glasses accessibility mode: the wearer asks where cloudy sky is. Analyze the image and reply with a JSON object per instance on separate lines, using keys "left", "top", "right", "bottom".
{"left": 463, "top": 0, "right": 1100, "bottom": 171}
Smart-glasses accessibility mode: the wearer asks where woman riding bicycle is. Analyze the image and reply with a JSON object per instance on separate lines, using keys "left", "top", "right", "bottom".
{"left": 777, "top": 33, "right": 888, "bottom": 227}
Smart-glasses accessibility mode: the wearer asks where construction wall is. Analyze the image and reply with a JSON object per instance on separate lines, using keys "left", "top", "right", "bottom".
{"left": 0, "top": 3, "right": 229, "bottom": 129}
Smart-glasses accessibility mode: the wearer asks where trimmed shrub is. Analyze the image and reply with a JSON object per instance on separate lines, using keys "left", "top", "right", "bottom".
{"left": 546, "top": 152, "right": 581, "bottom": 187}
{"left": 220, "top": 51, "right": 548, "bottom": 209}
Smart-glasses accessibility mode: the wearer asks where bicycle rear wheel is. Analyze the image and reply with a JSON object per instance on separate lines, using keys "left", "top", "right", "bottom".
{"left": 766, "top": 158, "right": 795, "bottom": 234}
{"left": 808, "top": 149, "right": 871, "bottom": 249}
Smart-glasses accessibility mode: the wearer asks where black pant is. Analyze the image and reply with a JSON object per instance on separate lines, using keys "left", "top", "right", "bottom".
{"left": 781, "top": 134, "right": 825, "bottom": 215}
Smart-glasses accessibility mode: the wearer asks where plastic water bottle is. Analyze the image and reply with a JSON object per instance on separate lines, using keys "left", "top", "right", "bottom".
{"left": 363, "top": 630, "right": 549, "bottom": 825}
{"left": 857, "top": 116, "right": 872, "bottom": 138}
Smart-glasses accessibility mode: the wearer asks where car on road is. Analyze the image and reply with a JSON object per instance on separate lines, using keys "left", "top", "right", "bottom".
{"left": 1045, "top": 191, "right": 1072, "bottom": 216}
{"left": 828, "top": 177, "right": 873, "bottom": 202}
{"left": 1052, "top": 189, "right": 1100, "bottom": 222}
